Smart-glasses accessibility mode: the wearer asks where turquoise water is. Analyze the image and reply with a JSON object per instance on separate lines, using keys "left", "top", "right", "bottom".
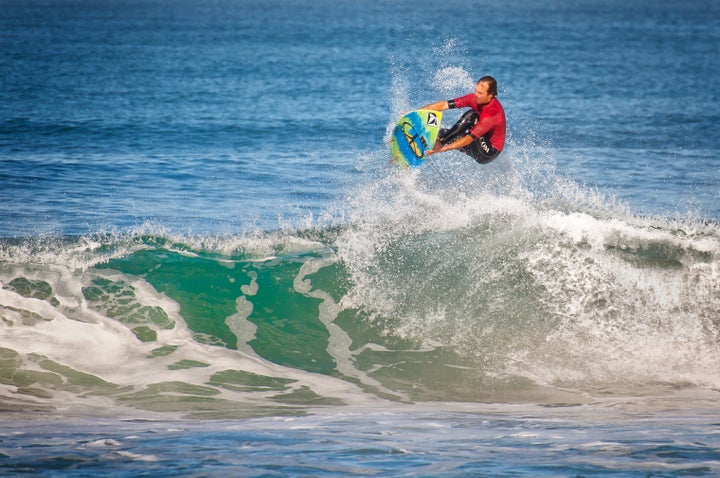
{"left": 1, "top": 0, "right": 720, "bottom": 475}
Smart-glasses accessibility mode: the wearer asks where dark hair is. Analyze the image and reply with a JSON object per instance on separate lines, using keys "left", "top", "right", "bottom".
{"left": 477, "top": 76, "right": 497, "bottom": 96}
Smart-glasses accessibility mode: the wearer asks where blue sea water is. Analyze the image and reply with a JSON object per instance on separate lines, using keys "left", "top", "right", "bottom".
{"left": 1, "top": 0, "right": 720, "bottom": 475}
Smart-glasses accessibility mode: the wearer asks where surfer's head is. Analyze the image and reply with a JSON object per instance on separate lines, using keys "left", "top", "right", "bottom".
{"left": 474, "top": 76, "right": 497, "bottom": 105}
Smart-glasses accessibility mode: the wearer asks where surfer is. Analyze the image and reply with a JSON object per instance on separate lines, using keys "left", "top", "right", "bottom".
{"left": 422, "top": 76, "right": 506, "bottom": 164}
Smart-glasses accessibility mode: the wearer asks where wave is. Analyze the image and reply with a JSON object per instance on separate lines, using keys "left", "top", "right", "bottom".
{"left": 1, "top": 162, "right": 719, "bottom": 416}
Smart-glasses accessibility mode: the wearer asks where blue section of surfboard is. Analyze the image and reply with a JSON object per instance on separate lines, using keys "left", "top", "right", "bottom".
{"left": 389, "top": 110, "right": 443, "bottom": 168}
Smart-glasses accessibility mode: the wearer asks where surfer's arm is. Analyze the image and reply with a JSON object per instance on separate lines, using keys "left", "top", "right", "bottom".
{"left": 426, "top": 134, "right": 474, "bottom": 156}
{"left": 420, "top": 100, "right": 450, "bottom": 111}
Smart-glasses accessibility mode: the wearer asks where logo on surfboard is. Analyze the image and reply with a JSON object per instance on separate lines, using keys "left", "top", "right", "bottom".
{"left": 401, "top": 121, "right": 427, "bottom": 158}
{"left": 427, "top": 112, "right": 439, "bottom": 127}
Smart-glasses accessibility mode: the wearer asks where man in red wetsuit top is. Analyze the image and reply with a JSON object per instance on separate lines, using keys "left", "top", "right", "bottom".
{"left": 421, "top": 76, "right": 506, "bottom": 164}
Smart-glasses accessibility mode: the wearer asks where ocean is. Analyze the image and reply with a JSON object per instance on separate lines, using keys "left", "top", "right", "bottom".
{"left": 1, "top": 0, "right": 719, "bottom": 475}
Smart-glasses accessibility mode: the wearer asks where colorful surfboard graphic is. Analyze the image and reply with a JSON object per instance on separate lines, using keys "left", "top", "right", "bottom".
{"left": 390, "top": 110, "right": 443, "bottom": 168}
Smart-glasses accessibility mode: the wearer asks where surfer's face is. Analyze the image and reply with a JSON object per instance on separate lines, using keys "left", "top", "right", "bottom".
{"left": 474, "top": 82, "right": 494, "bottom": 105}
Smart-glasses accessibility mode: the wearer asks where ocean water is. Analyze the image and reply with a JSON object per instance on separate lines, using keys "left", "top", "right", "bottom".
{"left": 1, "top": 0, "right": 720, "bottom": 475}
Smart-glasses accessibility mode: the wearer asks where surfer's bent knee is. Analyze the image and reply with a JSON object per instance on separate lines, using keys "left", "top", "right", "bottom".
{"left": 464, "top": 135, "right": 501, "bottom": 164}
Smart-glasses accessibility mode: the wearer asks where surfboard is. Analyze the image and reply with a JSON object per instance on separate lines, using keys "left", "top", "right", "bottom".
{"left": 389, "top": 109, "right": 443, "bottom": 168}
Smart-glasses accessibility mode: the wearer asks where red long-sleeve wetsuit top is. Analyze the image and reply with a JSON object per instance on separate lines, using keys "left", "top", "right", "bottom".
{"left": 452, "top": 94, "right": 506, "bottom": 152}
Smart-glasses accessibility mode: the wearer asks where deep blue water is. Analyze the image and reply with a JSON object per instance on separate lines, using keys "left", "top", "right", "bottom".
{"left": 1, "top": 0, "right": 720, "bottom": 475}
{"left": 2, "top": 0, "right": 718, "bottom": 238}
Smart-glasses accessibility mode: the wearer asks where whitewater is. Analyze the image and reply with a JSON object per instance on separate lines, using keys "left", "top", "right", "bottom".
{"left": 2, "top": 165, "right": 719, "bottom": 413}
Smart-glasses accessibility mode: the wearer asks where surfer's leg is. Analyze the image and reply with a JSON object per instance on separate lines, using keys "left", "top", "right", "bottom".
{"left": 437, "top": 110, "right": 478, "bottom": 146}
{"left": 461, "top": 134, "right": 500, "bottom": 164}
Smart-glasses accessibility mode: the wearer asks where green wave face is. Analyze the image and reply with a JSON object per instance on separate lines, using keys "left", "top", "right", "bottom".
{"left": 1, "top": 202, "right": 719, "bottom": 417}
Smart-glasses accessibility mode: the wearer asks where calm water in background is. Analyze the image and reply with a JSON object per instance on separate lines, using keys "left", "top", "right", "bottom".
{"left": 2, "top": 0, "right": 718, "bottom": 238}
{"left": 1, "top": 0, "right": 720, "bottom": 475}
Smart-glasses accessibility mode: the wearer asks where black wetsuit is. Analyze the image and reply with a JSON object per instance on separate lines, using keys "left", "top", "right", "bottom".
{"left": 437, "top": 110, "right": 500, "bottom": 164}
